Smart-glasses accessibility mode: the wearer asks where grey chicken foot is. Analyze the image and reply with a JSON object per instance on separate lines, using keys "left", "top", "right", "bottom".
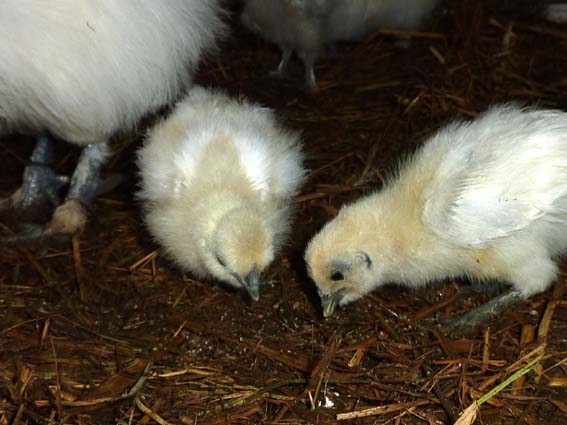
{"left": 0, "top": 135, "right": 68, "bottom": 211}
{"left": 1, "top": 137, "right": 114, "bottom": 241}
{"left": 45, "top": 141, "right": 111, "bottom": 236}
{"left": 439, "top": 289, "right": 524, "bottom": 337}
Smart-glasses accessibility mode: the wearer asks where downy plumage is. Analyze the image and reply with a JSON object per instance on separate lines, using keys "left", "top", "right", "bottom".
{"left": 305, "top": 104, "right": 567, "bottom": 333}
{"left": 138, "top": 87, "right": 304, "bottom": 300}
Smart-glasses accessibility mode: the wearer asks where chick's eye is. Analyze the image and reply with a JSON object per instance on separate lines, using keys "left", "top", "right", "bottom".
{"left": 215, "top": 254, "right": 226, "bottom": 267}
{"left": 330, "top": 271, "right": 344, "bottom": 281}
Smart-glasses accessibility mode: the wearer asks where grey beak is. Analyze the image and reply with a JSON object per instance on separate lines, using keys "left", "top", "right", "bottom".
{"left": 320, "top": 290, "right": 345, "bottom": 318}
{"left": 241, "top": 267, "right": 261, "bottom": 301}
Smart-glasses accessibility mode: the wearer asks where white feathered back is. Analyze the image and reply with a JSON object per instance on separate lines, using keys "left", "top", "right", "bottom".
{"left": 0, "top": 0, "right": 224, "bottom": 144}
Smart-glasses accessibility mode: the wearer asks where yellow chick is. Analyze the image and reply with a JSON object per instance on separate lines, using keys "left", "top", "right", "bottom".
{"left": 305, "top": 104, "right": 567, "bottom": 334}
{"left": 138, "top": 87, "right": 304, "bottom": 300}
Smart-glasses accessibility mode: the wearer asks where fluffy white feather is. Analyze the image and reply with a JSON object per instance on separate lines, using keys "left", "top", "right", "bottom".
{"left": 241, "top": 0, "right": 440, "bottom": 89}
{"left": 305, "top": 104, "right": 567, "bottom": 320}
{"left": 0, "top": 0, "right": 224, "bottom": 143}
{"left": 138, "top": 87, "right": 304, "bottom": 299}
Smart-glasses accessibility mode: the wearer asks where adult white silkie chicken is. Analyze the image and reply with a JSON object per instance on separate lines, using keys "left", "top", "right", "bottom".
{"left": 305, "top": 104, "right": 567, "bottom": 335}
{"left": 137, "top": 87, "right": 304, "bottom": 301}
{"left": 240, "top": 0, "right": 441, "bottom": 90}
{"left": 0, "top": 0, "right": 225, "bottom": 239}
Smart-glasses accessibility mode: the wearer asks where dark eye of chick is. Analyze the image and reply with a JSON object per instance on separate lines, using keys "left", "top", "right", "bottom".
{"left": 215, "top": 254, "right": 226, "bottom": 267}
{"left": 330, "top": 271, "right": 344, "bottom": 281}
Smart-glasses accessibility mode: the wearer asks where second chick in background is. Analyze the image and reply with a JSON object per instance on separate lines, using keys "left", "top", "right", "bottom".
{"left": 241, "top": 0, "right": 441, "bottom": 90}
{"left": 137, "top": 87, "right": 304, "bottom": 300}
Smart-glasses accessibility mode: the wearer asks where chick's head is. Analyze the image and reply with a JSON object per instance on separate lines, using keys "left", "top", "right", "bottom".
{"left": 210, "top": 208, "right": 274, "bottom": 301}
{"left": 305, "top": 212, "right": 385, "bottom": 317}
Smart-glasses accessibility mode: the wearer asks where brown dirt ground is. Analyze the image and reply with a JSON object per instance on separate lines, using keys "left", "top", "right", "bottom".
{"left": 1, "top": 1, "right": 566, "bottom": 424}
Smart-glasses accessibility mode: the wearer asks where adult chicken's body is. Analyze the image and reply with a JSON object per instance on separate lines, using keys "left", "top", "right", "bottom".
{"left": 241, "top": 0, "right": 440, "bottom": 90}
{"left": 305, "top": 105, "right": 567, "bottom": 335}
{"left": 0, "top": 0, "right": 224, "bottom": 237}
{"left": 138, "top": 87, "right": 304, "bottom": 300}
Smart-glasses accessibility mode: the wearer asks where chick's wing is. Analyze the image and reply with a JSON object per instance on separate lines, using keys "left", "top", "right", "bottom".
{"left": 421, "top": 109, "right": 567, "bottom": 248}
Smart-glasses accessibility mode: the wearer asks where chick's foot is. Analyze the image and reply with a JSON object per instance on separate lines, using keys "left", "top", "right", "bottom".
{"left": 440, "top": 289, "right": 524, "bottom": 337}
{"left": 270, "top": 49, "right": 292, "bottom": 78}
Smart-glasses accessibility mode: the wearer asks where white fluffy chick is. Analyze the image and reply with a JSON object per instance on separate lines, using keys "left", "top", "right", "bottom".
{"left": 241, "top": 0, "right": 441, "bottom": 90}
{"left": 137, "top": 87, "right": 304, "bottom": 300}
{"left": 0, "top": 0, "right": 224, "bottom": 237}
{"left": 305, "top": 104, "right": 567, "bottom": 334}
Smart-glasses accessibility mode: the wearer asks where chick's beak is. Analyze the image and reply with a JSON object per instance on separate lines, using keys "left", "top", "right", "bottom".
{"left": 241, "top": 267, "right": 261, "bottom": 301}
{"left": 320, "top": 289, "right": 345, "bottom": 318}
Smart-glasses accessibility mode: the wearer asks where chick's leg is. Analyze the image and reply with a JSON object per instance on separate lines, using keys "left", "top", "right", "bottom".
{"left": 45, "top": 141, "right": 110, "bottom": 236}
{"left": 440, "top": 289, "right": 525, "bottom": 337}
{"left": 0, "top": 135, "right": 68, "bottom": 212}
{"left": 273, "top": 48, "right": 292, "bottom": 77}
{"left": 441, "top": 252, "right": 559, "bottom": 336}
{"left": 298, "top": 50, "right": 318, "bottom": 92}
